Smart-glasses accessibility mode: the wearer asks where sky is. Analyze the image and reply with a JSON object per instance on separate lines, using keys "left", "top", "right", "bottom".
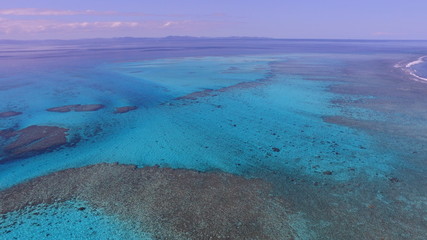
{"left": 0, "top": 0, "right": 426, "bottom": 40}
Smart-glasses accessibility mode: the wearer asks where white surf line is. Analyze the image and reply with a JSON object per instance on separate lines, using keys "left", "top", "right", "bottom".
{"left": 406, "top": 56, "right": 426, "bottom": 68}
{"left": 397, "top": 56, "right": 427, "bottom": 83}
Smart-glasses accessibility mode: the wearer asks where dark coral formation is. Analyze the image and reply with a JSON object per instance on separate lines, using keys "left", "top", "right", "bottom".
{"left": 323, "top": 115, "right": 427, "bottom": 141}
{"left": 323, "top": 116, "right": 368, "bottom": 129}
{"left": 46, "top": 105, "right": 77, "bottom": 112}
{"left": 217, "top": 81, "right": 265, "bottom": 92}
{"left": 0, "top": 125, "right": 69, "bottom": 161}
{"left": 0, "top": 129, "right": 17, "bottom": 139}
{"left": 0, "top": 163, "right": 295, "bottom": 239}
{"left": 47, "top": 104, "right": 104, "bottom": 113}
{"left": 114, "top": 106, "right": 138, "bottom": 114}
{"left": 74, "top": 104, "right": 105, "bottom": 112}
{"left": 0, "top": 111, "right": 22, "bottom": 118}
{"left": 175, "top": 89, "right": 215, "bottom": 100}
{"left": 175, "top": 78, "right": 270, "bottom": 102}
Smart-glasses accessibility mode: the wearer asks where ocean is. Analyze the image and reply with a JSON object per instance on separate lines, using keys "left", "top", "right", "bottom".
{"left": 1, "top": 38, "right": 426, "bottom": 239}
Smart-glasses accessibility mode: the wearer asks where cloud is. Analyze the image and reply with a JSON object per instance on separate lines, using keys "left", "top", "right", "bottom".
{"left": 0, "top": 8, "right": 234, "bottom": 19}
{"left": 0, "top": 12, "right": 236, "bottom": 39}
{"left": 0, "top": 18, "right": 143, "bottom": 34}
{"left": 162, "top": 21, "right": 182, "bottom": 28}
{"left": 0, "top": 8, "right": 115, "bottom": 16}
{"left": 65, "top": 21, "right": 141, "bottom": 29}
{"left": 0, "top": 18, "right": 222, "bottom": 35}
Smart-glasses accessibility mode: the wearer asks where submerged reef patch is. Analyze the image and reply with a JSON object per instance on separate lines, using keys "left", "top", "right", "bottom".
{"left": 175, "top": 89, "right": 216, "bottom": 100}
{"left": 114, "top": 106, "right": 138, "bottom": 114}
{"left": 0, "top": 125, "right": 69, "bottom": 161}
{"left": 217, "top": 81, "right": 266, "bottom": 93}
{"left": 0, "top": 111, "right": 22, "bottom": 118}
{"left": 47, "top": 104, "right": 105, "bottom": 112}
{"left": 0, "top": 163, "right": 296, "bottom": 239}
{"left": 175, "top": 75, "right": 272, "bottom": 102}
{"left": 0, "top": 129, "right": 16, "bottom": 139}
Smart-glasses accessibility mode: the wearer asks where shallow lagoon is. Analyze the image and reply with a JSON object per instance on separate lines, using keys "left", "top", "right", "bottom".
{"left": 1, "top": 39, "right": 427, "bottom": 239}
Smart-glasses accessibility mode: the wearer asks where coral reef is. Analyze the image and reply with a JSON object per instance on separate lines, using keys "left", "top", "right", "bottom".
{"left": 0, "top": 125, "right": 69, "bottom": 161}
{"left": 0, "top": 163, "right": 295, "bottom": 239}
{"left": 175, "top": 78, "right": 270, "bottom": 102}
{"left": 47, "top": 104, "right": 104, "bottom": 112}
{"left": 175, "top": 89, "right": 215, "bottom": 100}
{"left": 0, "top": 111, "right": 22, "bottom": 118}
{"left": 114, "top": 106, "right": 138, "bottom": 114}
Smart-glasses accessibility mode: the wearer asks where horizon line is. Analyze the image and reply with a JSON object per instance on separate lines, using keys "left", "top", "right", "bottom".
{"left": 1, "top": 36, "right": 427, "bottom": 42}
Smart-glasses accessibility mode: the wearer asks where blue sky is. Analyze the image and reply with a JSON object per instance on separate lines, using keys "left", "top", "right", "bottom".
{"left": 0, "top": 0, "right": 426, "bottom": 40}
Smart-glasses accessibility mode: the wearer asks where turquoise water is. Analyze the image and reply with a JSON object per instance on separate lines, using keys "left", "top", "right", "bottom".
{"left": 1, "top": 39, "right": 427, "bottom": 239}
{"left": 0, "top": 55, "right": 391, "bottom": 186}
{"left": 1, "top": 200, "right": 151, "bottom": 240}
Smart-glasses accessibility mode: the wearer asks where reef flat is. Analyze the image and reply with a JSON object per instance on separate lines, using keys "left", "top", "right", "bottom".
{"left": 0, "top": 163, "right": 295, "bottom": 240}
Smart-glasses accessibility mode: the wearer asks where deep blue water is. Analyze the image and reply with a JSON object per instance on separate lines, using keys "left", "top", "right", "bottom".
{"left": 413, "top": 59, "right": 427, "bottom": 79}
{"left": 1, "top": 38, "right": 427, "bottom": 239}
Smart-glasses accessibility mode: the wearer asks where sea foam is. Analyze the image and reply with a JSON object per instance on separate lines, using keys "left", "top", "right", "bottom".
{"left": 400, "top": 56, "right": 427, "bottom": 83}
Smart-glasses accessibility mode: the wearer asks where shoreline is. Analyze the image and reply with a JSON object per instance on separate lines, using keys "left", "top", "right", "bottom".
{"left": 396, "top": 55, "right": 427, "bottom": 83}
